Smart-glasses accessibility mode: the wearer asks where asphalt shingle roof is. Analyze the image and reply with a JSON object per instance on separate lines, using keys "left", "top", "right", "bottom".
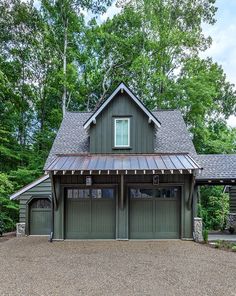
{"left": 44, "top": 110, "right": 197, "bottom": 169}
{"left": 196, "top": 154, "right": 236, "bottom": 180}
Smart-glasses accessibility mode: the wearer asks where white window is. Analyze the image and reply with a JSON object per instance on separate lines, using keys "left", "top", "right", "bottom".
{"left": 114, "top": 118, "right": 130, "bottom": 147}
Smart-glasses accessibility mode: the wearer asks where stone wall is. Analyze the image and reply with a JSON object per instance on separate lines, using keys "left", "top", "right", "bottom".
{"left": 16, "top": 223, "right": 25, "bottom": 237}
{"left": 193, "top": 217, "right": 203, "bottom": 242}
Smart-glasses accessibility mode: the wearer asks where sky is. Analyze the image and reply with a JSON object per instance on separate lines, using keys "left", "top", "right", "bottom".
{"left": 102, "top": 1, "right": 236, "bottom": 128}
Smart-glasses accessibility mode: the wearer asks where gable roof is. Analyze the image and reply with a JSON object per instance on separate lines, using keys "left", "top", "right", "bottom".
{"left": 9, "top": 174, "right": 49, "bottom": 200}
{"left": 83, "top": 82, "right": 161, "bottom": 129}
{"left": 44, "top": 110, "right": 196, "bottom": 169}
{"left": 196, "top": 154, "right": 236, "bottom": 182}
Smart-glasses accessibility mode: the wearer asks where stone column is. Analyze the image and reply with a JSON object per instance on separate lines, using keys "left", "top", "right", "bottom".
{"left": 16, "top": 223, "right": 25, "bottom": 237}
{"left": 193, "top": 217, "right": 203, "bottom": 242}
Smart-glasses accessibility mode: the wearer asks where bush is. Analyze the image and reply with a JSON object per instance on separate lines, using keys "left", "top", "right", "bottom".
{"left": 198, "top": 186, "right": 229, "bottom": 231}
{"left": 232, "top": 246, "right": 236, "bottom": 252}
{"left": 0, "top": 173, "right": 19, "bottom": 233}
{"left": 203, "top": 229, "right": 208, "bottom": 242}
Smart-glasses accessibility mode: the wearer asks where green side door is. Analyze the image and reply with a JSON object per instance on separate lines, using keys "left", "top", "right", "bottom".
{"left": 130, "top": 187, "right": 180, "bottom": 239}
{"left": 65, "top": 188, "right": 115, "bottom": 239}
{"left": 29, "top": 198, "right": 51, "bottom": 235}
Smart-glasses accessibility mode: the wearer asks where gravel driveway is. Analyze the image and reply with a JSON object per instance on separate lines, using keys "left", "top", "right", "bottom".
{"left": 0, "top": 237, "right": 236, "bottom": 296}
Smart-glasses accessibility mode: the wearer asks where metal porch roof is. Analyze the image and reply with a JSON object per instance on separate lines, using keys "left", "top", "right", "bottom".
{"left": 45, "top": 154, "right": 201, "bottom": 173}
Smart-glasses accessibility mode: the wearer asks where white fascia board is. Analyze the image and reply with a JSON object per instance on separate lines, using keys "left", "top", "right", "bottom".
{"left": 83, "top": 83, "right": 161, "bottom": 130}
{"left": 9, "top": 174, "right": 50, "bottom": 200}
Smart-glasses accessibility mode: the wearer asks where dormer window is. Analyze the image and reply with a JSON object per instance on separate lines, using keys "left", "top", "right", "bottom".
{"left": 114, "top": 118, "right": 130, "bottom": 147}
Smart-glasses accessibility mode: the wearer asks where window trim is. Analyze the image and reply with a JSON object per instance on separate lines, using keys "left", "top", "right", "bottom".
{"left": 114, "top": 117, "right": 130, "bottom": 148}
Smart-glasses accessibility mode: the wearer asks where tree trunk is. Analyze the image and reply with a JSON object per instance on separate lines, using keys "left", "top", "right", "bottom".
{"left": 62, "top": 20, "right": 68, "bottom": 117}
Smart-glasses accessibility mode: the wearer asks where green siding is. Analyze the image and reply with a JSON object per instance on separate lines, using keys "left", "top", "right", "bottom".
{"left": 229, "top": 186, "right": 236, "bottom": 213}
{"left": 18, "top": 178, "right": 52, "bottom": 224}
{"left": 54, "top": 173, "right": 193, "bottom": 240}
{"left": 90, "top": 93, "right": 155, "bottom": 153}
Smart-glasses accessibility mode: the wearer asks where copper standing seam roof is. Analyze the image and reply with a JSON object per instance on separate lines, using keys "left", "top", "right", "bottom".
{"left": 45, "top": 154, "right": 201, "bottom": 173}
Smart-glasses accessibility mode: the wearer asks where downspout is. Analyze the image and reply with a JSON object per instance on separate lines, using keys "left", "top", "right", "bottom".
{"left": 49, "top": 172, "right": 54, "bottom": 242}
{"left": 188, "top": 173, "right": 196, "bottom": 210}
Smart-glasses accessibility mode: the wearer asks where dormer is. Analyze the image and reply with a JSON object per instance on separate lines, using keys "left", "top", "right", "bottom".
{"left": 83, "top": 83, "right": 161, "bottom": 154}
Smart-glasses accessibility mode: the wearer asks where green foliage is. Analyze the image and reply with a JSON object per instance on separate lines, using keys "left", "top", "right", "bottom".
{"left": 0, "top": 173, "right": 19, "bottom": 232}
{"left": 0, "top": 0, "right": 235, "bottom": 232}
{"left": 199, "top": 186, "right": 229, "bottom": 231}
{"left": 232, "top": 246, "right": 236, "bottom": 252}
{"left": 203, "top": 228, "right": 208, "bottom": 243}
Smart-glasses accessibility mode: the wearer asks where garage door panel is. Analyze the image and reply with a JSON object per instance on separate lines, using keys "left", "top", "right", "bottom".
{"left": 91, "top": 200, "right": 115, "bottom": 238}
{"left": 30, "top": 199, "right": 51, "bottom": 235}
{"left": 130, "top": 200, "right": 153, "bottom": 238}
{"left": 130, "top": 187, "right": 180, "bottom": 239}
{"left": 66, "top": 200, "right": 91, "bottom": 237}
{"left": 66, "top": 188, "right": 115, "bottom": 239}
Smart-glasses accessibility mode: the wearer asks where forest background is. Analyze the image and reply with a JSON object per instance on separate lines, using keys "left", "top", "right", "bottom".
{"left": 0, "top": 0, "right": 235, "bottom": 231}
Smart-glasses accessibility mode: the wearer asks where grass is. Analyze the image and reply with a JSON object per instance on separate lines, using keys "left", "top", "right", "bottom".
{"left": 213, "top": 240, "right": 236, "bottom": 252}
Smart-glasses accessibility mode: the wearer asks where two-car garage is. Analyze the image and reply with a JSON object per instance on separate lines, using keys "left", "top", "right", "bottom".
{"left": 64, "top": 186, "right": 181, "bottom": 240}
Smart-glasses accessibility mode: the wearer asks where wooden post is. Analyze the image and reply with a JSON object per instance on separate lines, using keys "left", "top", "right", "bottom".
{"left": 120, "top": 174, "right": 124, "bottom": 210}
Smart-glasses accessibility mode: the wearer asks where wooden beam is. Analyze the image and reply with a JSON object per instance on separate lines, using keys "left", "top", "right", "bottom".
{"left": 120, "top": 174, "right": 124, "bottom": 210}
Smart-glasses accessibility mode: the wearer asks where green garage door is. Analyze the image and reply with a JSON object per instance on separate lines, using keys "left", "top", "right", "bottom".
{"left": 65, "top": 188, "right": 116, "bottom": 239}
{"left": 130, "top": 187, "right": 180, "bottom": 239}
{"left": 30, "top": 198, "right": 51, "bottom": 235}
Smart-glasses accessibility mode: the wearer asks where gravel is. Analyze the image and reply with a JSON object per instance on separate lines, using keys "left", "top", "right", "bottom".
{"left": 0, "top": 237, "right": 236, "bottom": 296}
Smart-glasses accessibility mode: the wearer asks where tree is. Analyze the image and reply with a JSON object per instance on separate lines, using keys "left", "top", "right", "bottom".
{"left": 41, "top": 0, "right": 112, "bottom": 116}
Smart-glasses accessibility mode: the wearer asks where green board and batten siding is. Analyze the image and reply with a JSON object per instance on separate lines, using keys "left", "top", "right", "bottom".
{"left": 18, "top": 177, "right": 52, "bottom": 235}
{"left": 53, "top": 174, "right": 192, "bottom": 240}
{"left": 90, "top": 93, "right": 155, "bottom": 153}
{"left": 230, "top": 186, "right": 236, "bottom": 212}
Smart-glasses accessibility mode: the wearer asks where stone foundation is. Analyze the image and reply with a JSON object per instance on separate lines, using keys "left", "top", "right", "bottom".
{"left": 16, "top": 223, "right": 25, "bottom": 237}
{"left": 227, "top": 213, "right": 236, "bottom": 229}
{"left": 193, "top": 217, "right": 203, "bottom": 242}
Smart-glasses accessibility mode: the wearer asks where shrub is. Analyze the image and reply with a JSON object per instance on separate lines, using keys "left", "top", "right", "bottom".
{"left": 203, "top": 229, "right": 208, "bottom": 243}
{"left": 198, "top": 186, "right": 229, "bottom": 231}
{"left": 232, "top": 246, "right": 236, "bottom": 252}
{"left": 0, "top": 173, "right": 19, "bottom": 233}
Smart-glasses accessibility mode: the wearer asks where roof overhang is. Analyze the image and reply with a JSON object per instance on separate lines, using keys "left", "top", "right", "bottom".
{"left": 196, "top": 178, "right": 236, "bottom": 186}
{"left": 83, "top": 82, "right": 161, "bottom": 130}
{"left": 9, "top": 174, "right": 49, "bottom": 200}
{"left": 45, "top": 153, "right": 202, "bottom": 175}
{"left": 196, "top": 154, "right": 236, "bottom": 185}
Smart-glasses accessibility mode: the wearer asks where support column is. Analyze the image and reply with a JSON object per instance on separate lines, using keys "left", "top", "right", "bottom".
{"left": 193, "top": 217, "right": 203, "bottom": 242}
{"left": 16, "top": 223, "right": 25, "bottom": 237}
